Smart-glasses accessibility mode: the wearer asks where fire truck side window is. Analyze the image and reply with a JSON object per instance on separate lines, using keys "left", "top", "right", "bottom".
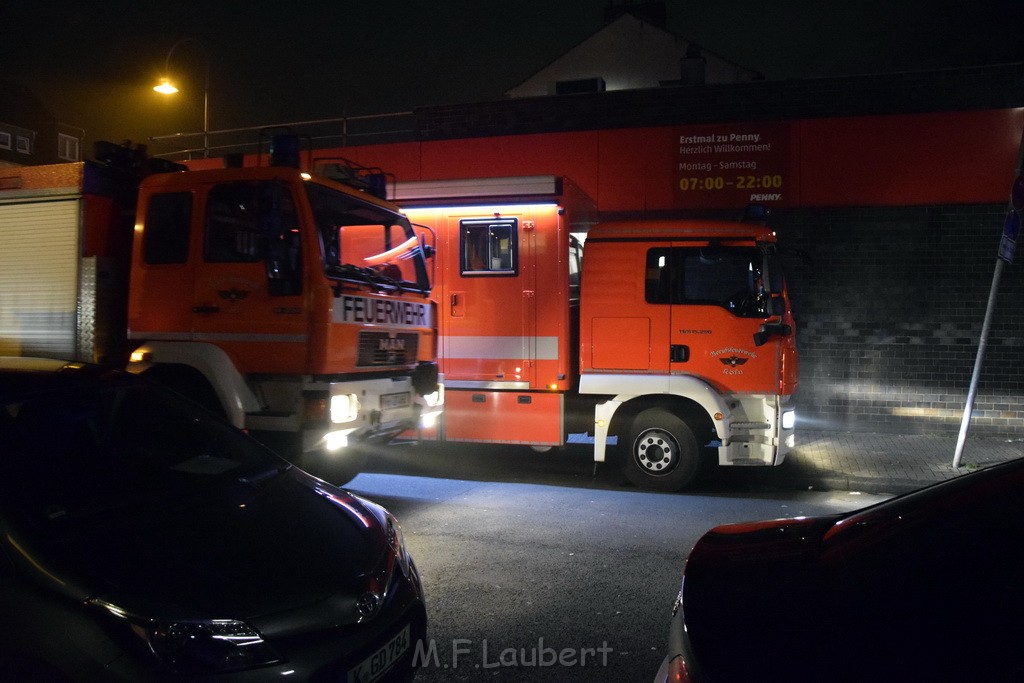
{"left": 143, "top": 192, "right": 192, "bottom": 265}
{"left": 460, "top": 218, "right": 517, "bottom": 276}
{"left": 569, "top": 236, "right": 582, "bottom": 289}
{"left": 203, "top": 182, "right": 302, "bottom": 296}
{"left": 204, "top": 183, "right": 265, "bottom": 263}
{"left": 645, "top": 247, "right": 770, "bottom": 318}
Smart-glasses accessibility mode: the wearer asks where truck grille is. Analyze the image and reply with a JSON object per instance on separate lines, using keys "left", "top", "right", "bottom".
{"left": 357, "top": 332, "right": 419, "bottom": 367}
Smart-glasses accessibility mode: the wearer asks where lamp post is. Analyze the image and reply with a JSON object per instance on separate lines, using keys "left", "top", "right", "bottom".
{"left": 154, "top": 38, "right": 210, "bottom": 157}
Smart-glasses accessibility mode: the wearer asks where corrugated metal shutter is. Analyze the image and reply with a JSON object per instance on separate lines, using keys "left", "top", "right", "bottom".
{"left": 0, "top": 199, "right": 80, "bottom": 359}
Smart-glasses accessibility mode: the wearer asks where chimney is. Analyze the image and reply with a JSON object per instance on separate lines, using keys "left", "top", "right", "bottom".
{"left": 681, "top": 43, "right": 706, "bottom": 85}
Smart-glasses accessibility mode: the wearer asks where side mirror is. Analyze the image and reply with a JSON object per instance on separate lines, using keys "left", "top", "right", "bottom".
{"left": 753, "top": 322, "right": 792, "bottom": 347}
{"left": 419, "top": 232, "right": 435, "bottom": 259}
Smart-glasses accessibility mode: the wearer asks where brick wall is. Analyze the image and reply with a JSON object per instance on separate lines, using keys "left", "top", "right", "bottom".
{"left": 776, "top": 204, "right": 1023, "bottom": 436}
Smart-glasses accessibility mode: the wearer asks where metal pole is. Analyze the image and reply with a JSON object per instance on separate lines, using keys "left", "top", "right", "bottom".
{"left": 203, "top": 59, "right": 210, "bottom": 157}
{"left": 952, "top": 259, "right": 1004, "bottom": 468}
{"left": 163, "top": 38, "right": 209, "bottom": 157}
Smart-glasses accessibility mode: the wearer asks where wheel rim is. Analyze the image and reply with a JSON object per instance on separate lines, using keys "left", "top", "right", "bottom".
{"left": 634, "top": 428, "right": 679, "bottom": 475}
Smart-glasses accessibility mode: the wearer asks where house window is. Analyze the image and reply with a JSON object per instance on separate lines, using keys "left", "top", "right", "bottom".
{"left": 58, "top": 134, "right": 80, "bottom": 161}
{"left": 0, "top": 131, "right": 10, "bottom": 150}
{"left": 15, "top": 135, "right": 30, "bottom": 155}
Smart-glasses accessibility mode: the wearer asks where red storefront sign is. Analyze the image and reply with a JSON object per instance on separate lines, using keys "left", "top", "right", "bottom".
{"left": 674, "top": 122, "right": 791, "bottom": 209}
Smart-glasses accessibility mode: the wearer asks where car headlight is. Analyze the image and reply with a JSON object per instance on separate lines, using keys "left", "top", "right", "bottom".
{"left": 357, "top": 497, "right": 412, "bottom": 577}
{"left": 139, "top": 619, "right": 282, "bottom": 674}
{"left": 91, "top": 600, "right": 282, "bottom": 675}
{"left": 385, "top": 514, "right": 405, "bottom": 557}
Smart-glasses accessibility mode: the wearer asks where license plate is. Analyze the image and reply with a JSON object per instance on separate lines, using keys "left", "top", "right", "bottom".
{"left": 347, "top": 623, "right": 410, "bottom": 683}
{"left": 381, "top": 392, "right": 411, "bottom": 410}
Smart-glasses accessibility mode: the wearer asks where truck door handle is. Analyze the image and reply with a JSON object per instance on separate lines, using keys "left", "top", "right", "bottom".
{"left": 450, "top": 292, "right": 464, "bottom": 317}
{"left": 192, "top": 305, "right": 221, "bottom": 314}
{"left": 670, "top": 345, "right": 689, "bottom": 362}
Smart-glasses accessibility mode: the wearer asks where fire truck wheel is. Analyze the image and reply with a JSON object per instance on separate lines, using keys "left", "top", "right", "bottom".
{"left": 624, "top": 408, "right": 701, "bottom": 491}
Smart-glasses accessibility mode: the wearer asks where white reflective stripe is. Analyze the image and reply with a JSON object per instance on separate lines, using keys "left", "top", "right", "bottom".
{"left": 445, "top": 335, "right": 558, "bottom": 360}
{"left": 444, "top": 380, "right": 531, "bottom": 390}
{"left": 128, "top": 330, "right": 307, "bottom": 343}
{"left": 194, "top": 332, "right": 308, "bottom": 343}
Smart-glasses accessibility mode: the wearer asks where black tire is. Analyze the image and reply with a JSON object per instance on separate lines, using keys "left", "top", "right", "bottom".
{"left": 623, "top": 408, "right": 702, "bottom": 491}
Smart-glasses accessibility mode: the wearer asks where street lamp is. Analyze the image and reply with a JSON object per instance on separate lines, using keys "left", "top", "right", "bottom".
{"left": 154, "top": 38, "right": 210, "bottom": 157}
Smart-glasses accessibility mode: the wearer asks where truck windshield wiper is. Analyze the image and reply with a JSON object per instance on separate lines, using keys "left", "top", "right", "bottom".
{"left": 326, "top": 263, "right": 376, "bottom": 285}
{"left": 328, "top": 263, "right": 421, "bottom": 293}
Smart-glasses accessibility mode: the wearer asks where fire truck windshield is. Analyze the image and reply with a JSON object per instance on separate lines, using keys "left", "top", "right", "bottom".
{"left": 305, "top": 182, "right": 430, "bottom": 293}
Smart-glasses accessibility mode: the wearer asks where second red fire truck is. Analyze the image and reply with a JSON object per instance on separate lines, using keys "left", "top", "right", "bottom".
{"left": 396, "top": 175, "right": 797, "bottom": 490}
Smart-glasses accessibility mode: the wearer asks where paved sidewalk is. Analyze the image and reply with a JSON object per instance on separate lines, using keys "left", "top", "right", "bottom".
{"left": 778, "top": 429, "right": 1024, "bottom": 495}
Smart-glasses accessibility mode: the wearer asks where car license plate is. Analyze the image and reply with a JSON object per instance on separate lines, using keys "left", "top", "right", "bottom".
{"left": 347, "top": 623, "right": 410, "bottom": 683}
{"left": 381, "top": 392, "right": 411, "bottom": 410}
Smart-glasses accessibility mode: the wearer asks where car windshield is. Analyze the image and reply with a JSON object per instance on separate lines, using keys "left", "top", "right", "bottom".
{"left": 0, "top": 380, "right": 288, "bottom": 531}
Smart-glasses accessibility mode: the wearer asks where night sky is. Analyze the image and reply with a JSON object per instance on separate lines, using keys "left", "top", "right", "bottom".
{"left": 3, "top": 0, "right": 1023, "bottom": 154}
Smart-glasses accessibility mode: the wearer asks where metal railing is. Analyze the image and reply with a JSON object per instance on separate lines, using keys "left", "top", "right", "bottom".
{"left": 149, "top": 111, "right": 416, "bottom": 160}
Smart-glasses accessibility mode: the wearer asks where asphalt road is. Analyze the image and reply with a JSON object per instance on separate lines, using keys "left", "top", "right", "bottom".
{"left": 344, "top": 444, "right": 888, "bottom": 682}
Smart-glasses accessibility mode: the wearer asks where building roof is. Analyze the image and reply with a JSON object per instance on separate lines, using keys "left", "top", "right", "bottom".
{"left": 504, "top": 9, "right": 761, "bottom": 98}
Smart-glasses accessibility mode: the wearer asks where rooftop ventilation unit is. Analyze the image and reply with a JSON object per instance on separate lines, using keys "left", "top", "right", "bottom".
{"left": 555, "top": 77, "right": 606, "bottom": 95}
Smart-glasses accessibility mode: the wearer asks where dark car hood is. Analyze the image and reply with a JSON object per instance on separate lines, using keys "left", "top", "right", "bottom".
{"left": 12, "top": 468, "right": 388, "bottom": 628}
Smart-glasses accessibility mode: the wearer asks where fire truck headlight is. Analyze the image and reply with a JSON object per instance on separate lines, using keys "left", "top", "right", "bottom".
{"left": 782, "top": 409, "right": 796, "bottom": 430}
{"left": 419, "top": 409, "right": 442, "bottom": 430}
{"left": 129, "top": 349, "right": 152, "bottom": 364}
{"left": 330, "top": 394, "right": 359, "bottom": 424}
{"left": 422, "top": 384, "right": 444, "bottom": 408}
{"left": 324, "top": 428, "right": 357, "bottom": 451}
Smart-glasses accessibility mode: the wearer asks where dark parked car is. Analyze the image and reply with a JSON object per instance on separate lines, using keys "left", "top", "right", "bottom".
{"left": 656, "top": 456, "right": 1024, "bottom": 682}
{"left": 0, "top": 357, "right": 426, "bottom": 681}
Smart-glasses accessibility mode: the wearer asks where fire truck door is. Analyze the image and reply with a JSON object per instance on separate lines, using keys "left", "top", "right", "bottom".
{"left": 129, "top": 191, "right": 201, "bottom": 345}
{"left": 443, "top": 213, "right": 536, "bottom": 386}
{"left": 192, "top": 181, "right": 307, "bottom": 374}
{"left": 665, "top": 244, "right": 781, "bottom": 391}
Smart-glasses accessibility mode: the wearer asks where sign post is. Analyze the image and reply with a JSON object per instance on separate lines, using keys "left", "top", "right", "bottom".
{"left": 952, "top": 137, "right": 1024, "bottom": 468}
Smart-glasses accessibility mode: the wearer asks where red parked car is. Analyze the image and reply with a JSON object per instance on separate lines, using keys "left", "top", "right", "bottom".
{"left": 656, "top": 456, "right": 1024, "bottom": 682}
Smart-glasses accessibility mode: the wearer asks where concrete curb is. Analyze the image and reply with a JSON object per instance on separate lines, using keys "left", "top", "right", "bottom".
{"left": 779, "top": 429, "right": 1024, "bottom": 494}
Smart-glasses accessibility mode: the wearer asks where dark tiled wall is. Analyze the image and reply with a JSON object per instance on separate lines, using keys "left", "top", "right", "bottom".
{"left": 776, "top": 204, "right": 1023, "bottom": 436}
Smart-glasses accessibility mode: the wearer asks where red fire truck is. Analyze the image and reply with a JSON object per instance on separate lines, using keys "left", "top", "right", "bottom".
{"left": 0, "top": 140, "right": 442, "bottom": 480}
{"left": 397, "top": 176, "right": 797, "bottom": 490}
